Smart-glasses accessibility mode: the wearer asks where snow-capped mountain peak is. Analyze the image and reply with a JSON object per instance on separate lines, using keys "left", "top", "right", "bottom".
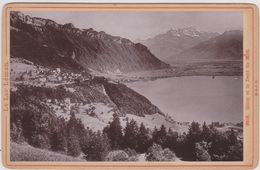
{"left": 141, "top": 27, "right": 220, "bottom": 63}
{"left": 181, "top": 27, "right": 200, "bottom": 37}
{"left": 166, "top": 27, "right": 201, "bottom": 37}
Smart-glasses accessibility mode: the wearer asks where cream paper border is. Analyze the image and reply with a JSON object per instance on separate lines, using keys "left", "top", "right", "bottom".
{"left": 2, "top": 3, "right": 259, "bottom": 170}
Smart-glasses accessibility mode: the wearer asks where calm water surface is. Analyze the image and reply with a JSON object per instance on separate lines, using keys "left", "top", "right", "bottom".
{"left": 126, "top": 76, "right": 243, "bottom": 123}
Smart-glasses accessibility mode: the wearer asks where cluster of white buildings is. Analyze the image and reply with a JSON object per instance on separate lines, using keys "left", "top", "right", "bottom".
{"left": 19, "top": 67, "right": 84, "bottom": 84}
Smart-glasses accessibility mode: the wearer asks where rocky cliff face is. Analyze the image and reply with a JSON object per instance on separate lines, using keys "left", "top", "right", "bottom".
{"left": 10, "top": 11, "right": 169, "bottom": 73}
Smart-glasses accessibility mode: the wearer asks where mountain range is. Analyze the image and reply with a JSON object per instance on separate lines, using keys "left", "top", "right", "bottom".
{"left": 138, "top": 27, "right": 242, "bottom": 64}
{"left": 177, "top": 30, "right": 243, "bottom": 62}
{"left": 10, "top": 11, "right": 169, "bottom": 73}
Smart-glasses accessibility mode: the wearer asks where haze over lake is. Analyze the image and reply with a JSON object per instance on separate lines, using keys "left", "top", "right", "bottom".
{"left": 127, "top": 76, "right": 243, "bottom": 123}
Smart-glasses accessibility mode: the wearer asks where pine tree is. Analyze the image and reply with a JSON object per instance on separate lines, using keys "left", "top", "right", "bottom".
{"left": 66, "top": 113, "right": 81, "bottom": 157}
{"left": 23, "top": 107, "right": 52, "bottom": 149}
{"left": 137, "top": 123, "right": 150, "bottom": 153}
{"left": 123, "top": 119, "right": 130, "bottom": 148}
{"left": 67, "top": 133, "right": 81, "bottom": 157}
{"left": 152, "top": 125, "right": 167, "bottom": 147}
{"left": 228, "top": 129, "right": 237, "bottom": 146}
{"left": 208, "top": 127, "right": 230, "bottom": 161}
{"left": 201, "top": 122, "right": 211, "bottom": 142}
{"left": 103, "top": 113, "right": 123, "bottom": 149}
{"left": 183, "top": 122, "right": 202, "bottom": 160}
{"left": 50, "top": 117, "right": 67, "bottom": 153}
{"left": 225, "top": 129, "right": 243, "bottom": 161}
{"left": 123, "top": 119, "right": 139, "bottom": 150}
{"left": 67, "top": 112, "right": 77, "bottom": 130}
{"left": 159, "top": 125, "right": 168, "bottom": 147}
{"left": 165, "top": 128, "right": 178, "bottom": 151}
{"left": 152, "top": 126, "right": 159, "bottom": 141}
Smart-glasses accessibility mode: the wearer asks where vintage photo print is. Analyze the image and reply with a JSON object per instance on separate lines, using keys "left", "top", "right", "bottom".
{"left": 2, "top": 3, "right": 259, "bottom": 170}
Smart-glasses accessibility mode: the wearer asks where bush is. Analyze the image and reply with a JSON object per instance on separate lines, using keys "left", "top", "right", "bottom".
{"left": 194, "top": 141, "right": 211, "bottom": 161}
{"left": 105, "top": 150, "right": 129, "bottom": 161}
{"left": 128, "top": 155, "right": 138, "bottom": 161}
{"left": 124, "top": 148, "right": 138, "bottom": 161}
{"left": 226, "top": 142, "right": 243, "bottom": 161}
{"left": 124, "top": 148, "right": 137, "bottom": 157}
{"left": 10, "top": 142, "right": 84, "bottom": 162}
{"left": 10, "top": 122, "right": 24, "bottom": 143}
{"left": 162, "top": 148, "right": 177, "bottom": 161}
{"left": 10, "top": 90, "right": 56, "bottom": 150}
{"left": 145, "top": 144, "right": 177, "bottom": 161}
{"left": 30, "top": 134, "right": 51, "bottom": 150}
{"left": 146, "top": 144, "right": 164, "bottom": 161}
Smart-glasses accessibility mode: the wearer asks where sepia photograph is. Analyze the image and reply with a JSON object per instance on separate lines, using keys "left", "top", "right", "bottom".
{"left": 2, "top": 4, "right": 258, "bottom": 169}
{"left": 8, "top": 9, "right": 244, "bottom": 162}
{"left": 7, "top": 8, "right": 243, "bottom": 161}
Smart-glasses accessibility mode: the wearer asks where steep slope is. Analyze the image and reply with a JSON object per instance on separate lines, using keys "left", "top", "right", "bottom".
{"left": 93, "top": 77, "right": 163, "bottom": 117}
{"left": 10, "top": 11, "right": 169, "bottom": 73}
{"left": 177, "top": 30, "right": 243, "bottom": 62}
{"left": 139, "top": 27, "right": 219, "bottom": 63}
{"left": 10, "top": 58, "right": 176, "bottom": 132}
{"left": 11, "top": 143, "right": 85, "bottom": 161}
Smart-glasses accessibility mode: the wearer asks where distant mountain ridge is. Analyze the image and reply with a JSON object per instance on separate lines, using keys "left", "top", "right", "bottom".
{"left": 10, "top": 11, "right": 169, "bottom": 73}
{"left": 138, "top": 27, "right": 219, "bottom": 63}
{"left": 177, "top": 30, "right": 243, "bottom": 62}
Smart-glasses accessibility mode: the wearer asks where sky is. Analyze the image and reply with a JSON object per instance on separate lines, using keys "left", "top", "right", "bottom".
{"left": 22, "top": 11, "right": 243, "bottom": 41}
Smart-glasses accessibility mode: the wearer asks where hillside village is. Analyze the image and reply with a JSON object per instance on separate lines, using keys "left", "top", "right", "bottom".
{"left": 10, "top": 57, "right": 189, "bottom": 132}
{"left": 11, "top": 57, "right": 90, "bottom": 88}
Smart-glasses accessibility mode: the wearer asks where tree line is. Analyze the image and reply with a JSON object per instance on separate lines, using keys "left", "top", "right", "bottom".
{"left": 11, "top": 101, "right": 243, "bottom": 162}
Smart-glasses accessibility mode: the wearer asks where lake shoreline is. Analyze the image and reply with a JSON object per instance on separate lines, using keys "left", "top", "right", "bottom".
{"left": 91, "top": 60, "right": 243, "bottom": 83}
{"left": 126, "top": 76, "right": 243, "bottom": 124}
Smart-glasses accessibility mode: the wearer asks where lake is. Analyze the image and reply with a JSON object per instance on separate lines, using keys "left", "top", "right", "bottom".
{"left": 126, "top": 76, "right": 243, "bottom": 123}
